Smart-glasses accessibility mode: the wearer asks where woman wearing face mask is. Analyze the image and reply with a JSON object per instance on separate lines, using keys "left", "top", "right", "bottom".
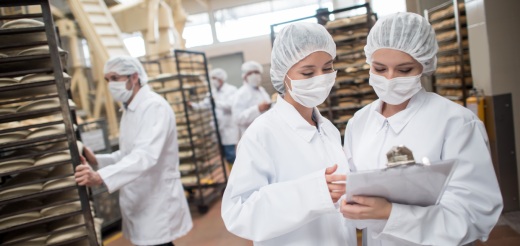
{"left": 221, "top": 22, "right": 356, "bottom": 246}
{"left": 340, "top": 12, "right": 502, "bottom": 245}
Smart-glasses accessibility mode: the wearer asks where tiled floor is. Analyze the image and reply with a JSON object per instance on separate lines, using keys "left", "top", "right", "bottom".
{"left": 104, "top": 200, "right": 520, "bottom": 246}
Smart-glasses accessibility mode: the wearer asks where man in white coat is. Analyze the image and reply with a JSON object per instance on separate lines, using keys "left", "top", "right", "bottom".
{"left": 74, "top": 56, "right": 192, "bottom": 246}
{"left": 232, "top": 61, "right": 271, "bottom": 137}
{"left": 189, "top": 68, "right": 239, "bottom": 164}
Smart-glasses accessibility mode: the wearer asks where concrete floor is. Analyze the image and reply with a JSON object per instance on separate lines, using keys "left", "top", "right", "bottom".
{"left": 477, "top": 211, "right": 520, "bottom": 246}
{"left": 104, "top": 198, "right": 252, "bottom": 246}
{"left": 104, "top": 200, "right": 520, "bottom": 246}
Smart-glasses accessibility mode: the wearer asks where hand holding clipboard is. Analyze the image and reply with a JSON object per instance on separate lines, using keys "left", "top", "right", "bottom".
{"left": 345, "top": 146, "right": 458, "bottom": 206}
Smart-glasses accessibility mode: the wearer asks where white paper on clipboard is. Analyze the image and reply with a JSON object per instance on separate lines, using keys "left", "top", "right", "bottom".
{"left": 346, "top": 159, "right": 458, "bottom": 206}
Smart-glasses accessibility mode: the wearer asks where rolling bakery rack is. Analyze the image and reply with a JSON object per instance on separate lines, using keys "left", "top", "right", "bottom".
{"left": 0, "top": 0, "right": 98, "bottom": 245}
{"left": 425, "top": 0, "right": 473, "bottom": 106}
{"left": 78, "top": 119, "right": 122, "bottom": 233}
{"left": 140, "top": 50, "right": 228, "bottom": 214}
{"left": 271, "top": 3, "right": 377, "bottom": 138}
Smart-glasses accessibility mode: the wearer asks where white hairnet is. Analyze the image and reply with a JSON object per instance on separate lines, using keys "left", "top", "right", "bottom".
{"left": 365, "top": 12, "right": 438, "bottom": 75}
{"left": 104, "top": 56, "right": 149, "bottom": 84}
{"left": 270, "top": 22, "right": 336, "bottom": 94}
{"left": 241, "top": 61, "right": 263, "bottom": 79}
{"left": 210, "top": 68, "right": 228, "bottom": 82}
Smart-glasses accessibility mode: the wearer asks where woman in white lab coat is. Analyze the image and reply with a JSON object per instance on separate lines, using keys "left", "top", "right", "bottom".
{"left": 221, "top": 22, "right": 357, "bottom": 246}
{"left": 340, "top": 12, "right": 503, "bottom": 245}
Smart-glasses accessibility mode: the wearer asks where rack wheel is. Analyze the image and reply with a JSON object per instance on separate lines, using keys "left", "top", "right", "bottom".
{"left": 198, "top": 205, "right": 209, "bottom": 214}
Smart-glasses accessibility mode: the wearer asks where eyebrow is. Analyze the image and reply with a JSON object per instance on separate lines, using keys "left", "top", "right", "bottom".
{"left": 373, "top": 61, "right": 415, "bottom": 66}
{"left": 299, "top": 59, "right": 334, "bottom": 69}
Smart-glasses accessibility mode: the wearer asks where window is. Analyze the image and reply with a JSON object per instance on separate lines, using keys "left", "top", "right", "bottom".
{"left": 81, "top": 39, "right": 91, "bottom": 67}
{"left": 214, "top": 0, "right": 333, "bottom": 42}
{"left": 372, "top": 0, "right": 406, "bottom": 17}
{"left": 122, "top": 32, "right": 146, "bottom": 57}
{"left": 183, "top": 12, "right": 213, "bottom": 48}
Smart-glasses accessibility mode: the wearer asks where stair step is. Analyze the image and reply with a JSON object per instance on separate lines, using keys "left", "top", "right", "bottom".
{"left": 101, "top": 37, "right": 124, "bottom": 47}
{"left": 107, "top": 48, "right": 129, "bottom": 57}
{"left": 83, "top": 4, "right": 104, "bottom": 13}
{"left": 94, "top": 26, "right": 116, "bottom": 35}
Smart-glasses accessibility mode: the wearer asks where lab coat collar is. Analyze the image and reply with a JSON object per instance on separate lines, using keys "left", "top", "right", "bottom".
{"left": 274, "top": 95, "right": 324, "bottom": 143}
{"left": 371, "top": 88, "right": 427, "bottom": 134}
{"left": 219, "top": 83, "right": 230, "bottom": 91}
{"left": 126, "top": 85, "right": 151, "bottom": 112}
{"left": 215, "top": 83, "right": 230, "bottom": 93}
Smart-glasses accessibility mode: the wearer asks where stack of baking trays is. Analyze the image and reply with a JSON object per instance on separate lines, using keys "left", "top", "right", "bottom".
{"left": 427, "top": 0, "right": 473, "bottom": 105}
{"left": 324, "top": 12, "right": 377, "bottom": 137}
{"left": 0, "top": 1, "right": 98, "bottom": 245}
{"left": 140, "top": 50, "right": 227, "bottom": 213}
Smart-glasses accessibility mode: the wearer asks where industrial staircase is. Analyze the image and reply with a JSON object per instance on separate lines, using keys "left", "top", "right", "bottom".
{"left": 68, "top": 0, "right": 131, "bottom": 137}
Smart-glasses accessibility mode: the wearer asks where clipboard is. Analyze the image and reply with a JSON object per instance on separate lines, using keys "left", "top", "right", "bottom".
{"left": 346, "top": 159, "right": 458, "bottom": 206}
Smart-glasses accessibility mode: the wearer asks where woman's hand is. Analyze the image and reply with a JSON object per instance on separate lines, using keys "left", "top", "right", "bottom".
{"left": 325, "top": 164, "right": 346, "bottom": 203}
{"left": 340, "top": 196, "right": 392, "bottom": 220}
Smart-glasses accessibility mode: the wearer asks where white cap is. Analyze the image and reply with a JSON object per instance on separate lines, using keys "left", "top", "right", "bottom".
{"left": 104, "top": 56, "right": 149, "bottom": 84}
{"left": 210, "top": 68, "right": 228, "bottom": 82}
{"left": 365, "top": 12, "right": 438, "bottom": 75}
{"left": 270, "top": 22, "right": 336, "bottom": 94}
{"left": 241, "top": 61, "right": 263, "bottom": 79}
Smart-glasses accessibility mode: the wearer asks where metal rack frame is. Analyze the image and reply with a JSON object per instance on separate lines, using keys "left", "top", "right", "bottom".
{"left": 270, "top": 3, "right": 377, "bottom": 139}
{"left": 270, "top": 3, "right": 374, "bottom": 45}
{"left": 0, "top": 1, "right": 98, "bottom": 245}
{"left": 140, "top": 49, "right": 228, "bottom": 214}
{"left": 425, "top": 0, "right": 472, "bottom": 105}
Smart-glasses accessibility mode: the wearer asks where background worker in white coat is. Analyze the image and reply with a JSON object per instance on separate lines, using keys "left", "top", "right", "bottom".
{"left": 74, "top": 56, "right": 192, "bottom": 246}
{"left": 340, "top": 12, "right": 503, "bottom": 245}
{"left": 231, "top": 61, "right": 271, "bottom": 137}
{"left": 189, "top": 68, "right": 239, "bottom": 164}
{"left": 222, "top": 22, "right": 356, "bottom": 246}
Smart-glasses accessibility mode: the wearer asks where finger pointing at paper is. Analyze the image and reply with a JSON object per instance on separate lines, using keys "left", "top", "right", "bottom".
{"left": 325, "top": 164, "right": 346, "bottom": 203}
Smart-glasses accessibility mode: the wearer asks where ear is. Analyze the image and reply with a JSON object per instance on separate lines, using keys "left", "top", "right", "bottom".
{"left": 131, "top": 73, "right": 140, "bottom": 86}
{"left": 284, "top": 75, "right": 291, "bottom": 90}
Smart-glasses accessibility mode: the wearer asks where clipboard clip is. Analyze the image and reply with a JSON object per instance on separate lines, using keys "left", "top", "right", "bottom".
{"left": 386, "top": 145, "right": 416, "bottom": 168}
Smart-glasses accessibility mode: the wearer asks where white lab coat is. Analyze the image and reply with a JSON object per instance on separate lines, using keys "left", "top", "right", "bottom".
{"left": 231, "top": 82, "right": 271, "bottom": 137}
{"left": 191, "top": 83, "right": 239, "bottom": 145}
{"left": 222, "top": 95, "right": 357, "bottom": 246}
{"left": 343, "top": 89, "right": 503, "bottom": 246}
{"left": 96, "top": 85, "right": 192, "bottom": 245}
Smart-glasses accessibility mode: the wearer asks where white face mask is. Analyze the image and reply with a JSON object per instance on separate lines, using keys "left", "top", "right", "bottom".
{"left": 369, "top": 72, "right": 422, "bottom": 105}
{"left": 108, "top": 80, "right": 134, "bottom": 103}
{"left": 285, "top": 71, "right": 337, "bottom": 108}
{"left": 246, "top": 73, "right": 262, "bottom": 88}
{"left": 210, "top": 79, "right": 220, "bottom": 89}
